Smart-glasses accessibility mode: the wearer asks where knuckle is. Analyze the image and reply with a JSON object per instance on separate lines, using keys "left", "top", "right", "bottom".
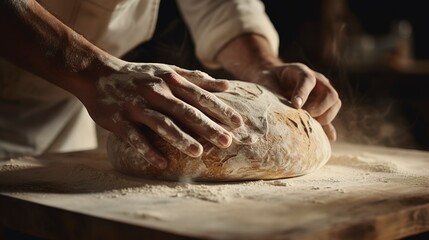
{"left": 305, "top": 101, "right": 325, "bottom": 116}
{"left": 316, "top": 72, "right": 330, "bottom": 83}
{"left": 293, "top": 62, "right": 308, "bottom": 69}
{"left": 181, "top": 105, "right": 203, "bottom": 124}
{"left": 158, "top": 116, "right": 175, "bottom": 132}
{"left": 189, "top": 70, "right": 209, "bottom": 79}
{"left": 186, "top": 85, "right": 200, "bottom": 96}
{"left": 148, "top": 89, "right": 174, "bottom": 105}
{"left": 307, "top": 107, "right": 323, "bottom": 117}
{"left": 149, "top": 77, "right": 165, "bottom": 85}
{"left": 297, "top": 63, "right": 313, "bottom": 74}
{"left": 160, "top": 71, "right": 181, "bottom": 84}
{"left": 158, "top": 114, "right": 171, "bottom": 126}
{"left": 300, "top": 71, "right": 316, "bottom": 83}
{"left": 327, "top": 88, "right": 339, "bottom": 101}
{"left": 337, "top": 99, "right": 342, "bottom": 108}
{"left": 316, "top": 114, "right": 330, "bottom": 125}
{"left": 160, "top": 71, "right": 176, "bottom": 80}
{"left": 198, "top": 92, "right": 218, "bottom": 108}
{"left": 299, "top": 71, "right": 311, "bottom": 79}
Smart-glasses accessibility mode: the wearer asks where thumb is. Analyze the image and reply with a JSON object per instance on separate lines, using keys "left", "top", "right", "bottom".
{"left": 289, "top": 73, "right": 317, "bottom": 109}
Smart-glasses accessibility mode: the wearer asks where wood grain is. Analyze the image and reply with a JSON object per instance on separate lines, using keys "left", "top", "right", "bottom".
{"left": 0, "top": 142, "right": 428, "bottom": 239}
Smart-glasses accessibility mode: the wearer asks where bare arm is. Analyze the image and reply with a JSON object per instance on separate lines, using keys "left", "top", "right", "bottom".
{"left": 216, "top": 34, "right": 341, "bottom": 141}
{"left": 0, "top": 0, "right": 111, "bottom": 95}
{"left": 0, "top": 0, "right": 243, "bottom": 168}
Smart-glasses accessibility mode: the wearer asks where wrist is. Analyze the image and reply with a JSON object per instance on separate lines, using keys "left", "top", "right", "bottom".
{"left": 234, "top": 55, "right": 282, "bottom": 85}
{"left": 60, "top": 32, "right": 125, "bottom": 99}
{"left": 215, "top": 34, "right": 282, "bottom": 83}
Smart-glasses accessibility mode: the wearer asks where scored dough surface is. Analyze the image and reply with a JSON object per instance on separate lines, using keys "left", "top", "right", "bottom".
{"left": 107, "top": 81, "right": 331, "bottom": 181}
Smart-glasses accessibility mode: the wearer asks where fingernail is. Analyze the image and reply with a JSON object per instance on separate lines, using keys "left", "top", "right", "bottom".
{"left": 218, "top": 133, "right": 232, "bottom": 147}
{"left": 231, "top": 114, "right": 243, "bottom": 126}
{"left": 294, "top": 96, "right": 303, "bottom": 108}
{"left": 187, "top": 143, "right": 203, "bottom": 157}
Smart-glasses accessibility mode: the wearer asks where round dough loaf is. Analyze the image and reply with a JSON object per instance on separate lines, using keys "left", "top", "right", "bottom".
{"left": 106, "top": 81, "right": 331, "bottom": 181}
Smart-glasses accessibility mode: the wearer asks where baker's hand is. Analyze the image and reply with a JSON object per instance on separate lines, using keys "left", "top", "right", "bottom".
{"left": 81, "top": 62, "right": 243, "bottom": 169}
{"left": 256, "top": 63, "right": 341, "bottom": 141}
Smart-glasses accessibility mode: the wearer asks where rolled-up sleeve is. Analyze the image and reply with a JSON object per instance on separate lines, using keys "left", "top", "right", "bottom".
{"left": 176, "top": 0, "right": 279, "bottom": 69}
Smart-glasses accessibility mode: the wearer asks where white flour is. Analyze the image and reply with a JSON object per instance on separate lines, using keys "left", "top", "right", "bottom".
{"left": 1, "top": 143, "right": 428, "bottom": 240}
{"left": 107, "top": 81, "right": 331, "bottom": 181}
{"left": 98, "top": 63, "right": 241, "bottom": 162}
{"left": 1, "top": 143, "right": 428, "bottom": 204}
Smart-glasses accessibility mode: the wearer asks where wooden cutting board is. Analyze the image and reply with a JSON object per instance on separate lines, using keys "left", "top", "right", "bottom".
{"left": 0, "top": 142, "right": 428, "bottom": 240}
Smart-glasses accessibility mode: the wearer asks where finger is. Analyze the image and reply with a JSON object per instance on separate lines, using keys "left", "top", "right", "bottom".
{"left": 136, "top": 71, "right": 234, "bottom": 148}
{"left": 286, "top": 68, "right": 317, "bottom": 109}
{"left": 163, "top": 99, "right": 233, "bottom": 149}
{"left": 322, "top": 123, "right": 337, "bottom": 142}
{"left": 305, "top": 84, "right": 339, "bottom": 118}
{"left": 113, "top": 120, "right": 168, "bottom": 169}
{"left": 315, "top": 99, "right": 342, "bottom": 125}
{"left": 170, "top": 82, "right": 243, "bottom": 128}
{"left": 160, "top": 71, "right": 242, "bottom": 128}
{"left": 125, "top": 106, "right": 204, "bottom": 157}
{"left": 172, "top": 67, "right": 229, "bottom": 92}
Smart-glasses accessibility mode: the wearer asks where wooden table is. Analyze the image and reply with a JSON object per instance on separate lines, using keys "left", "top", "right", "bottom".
{"left": 1, "top": 142, "right": 428, "bottom": 239}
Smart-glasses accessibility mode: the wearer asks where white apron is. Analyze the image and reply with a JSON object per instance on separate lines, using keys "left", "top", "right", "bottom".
{"left": 0, "top": 0, "right": 278, "bottom": 158}
{"left": 0, "top": 0, "right": 160, "bottom": 158}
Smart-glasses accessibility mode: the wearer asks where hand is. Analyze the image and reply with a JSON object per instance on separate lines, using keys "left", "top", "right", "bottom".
{"left": 80, "top": 61, "right": 243, "bottom": 169}
{"left": 1, "top": 0, "right": 244, "bottom": 167}
{"left": 213, "top": 35, "right": 340, "bottom": 141}
{"left": 255, "top": 63, "right": 341, "bottom": 141}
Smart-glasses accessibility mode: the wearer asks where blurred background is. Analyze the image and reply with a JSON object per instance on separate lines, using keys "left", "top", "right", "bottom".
{"left": 262, "top": 0, "right": 429, "bottom": 151}
{"left": 118, "top": 0, "right": 429, "bottom": 151}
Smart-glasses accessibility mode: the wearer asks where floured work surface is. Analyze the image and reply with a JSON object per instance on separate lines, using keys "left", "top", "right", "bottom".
{"left": 0, "top": 142, "right": 428, "bottom": 240}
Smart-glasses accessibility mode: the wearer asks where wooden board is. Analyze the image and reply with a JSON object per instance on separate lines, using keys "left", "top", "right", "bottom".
{"left": 0, "top": 142, "right": 429, "bottom": 240}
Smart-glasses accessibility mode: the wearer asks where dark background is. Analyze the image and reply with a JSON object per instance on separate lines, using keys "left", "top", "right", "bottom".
{"left": 262, "top": 0, "right": 429, "bottom": 151}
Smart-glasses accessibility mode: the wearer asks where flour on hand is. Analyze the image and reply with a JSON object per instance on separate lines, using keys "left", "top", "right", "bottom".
{"left": 107, "top": 80, "right": 331, "bottom": 181}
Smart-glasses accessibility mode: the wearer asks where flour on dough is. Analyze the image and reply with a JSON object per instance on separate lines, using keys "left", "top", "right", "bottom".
{"left": 107, "top": 80, "right": 331, "bottom": 181}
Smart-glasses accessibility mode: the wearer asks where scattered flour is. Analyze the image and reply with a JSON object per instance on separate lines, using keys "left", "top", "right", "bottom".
{"left": 0, "top": 157, "right": 42, "bottom": 171}
{"left": 107, "top": 80, "right": 331, "bottom": 181}
{"left": 328, "top": 154, "right": 400, "bottom": 173}
{"left": 1, "top": 143, "right": 428, "bottom": 206}
{"left": 1, "top": 145, "right": 427, "bottom": 240}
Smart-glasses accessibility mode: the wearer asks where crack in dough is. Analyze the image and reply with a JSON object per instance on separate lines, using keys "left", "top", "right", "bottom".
{"left": 106, "top": 81, "right": 331, "bottom": 181}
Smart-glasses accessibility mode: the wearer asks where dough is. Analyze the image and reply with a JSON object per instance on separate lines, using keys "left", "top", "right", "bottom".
{"left": 106, "top": 81, "right": 331, "bottom": 181}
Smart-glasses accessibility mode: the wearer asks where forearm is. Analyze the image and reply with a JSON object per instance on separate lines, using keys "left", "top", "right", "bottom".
{"left": 215, "top": 34, "right": 282, "bottom": 83}
{"left": 216, "top": 34, "right": 341, "bottom": 141}
{"left": 0, "top": 0, "right": 118, "bottom": 98}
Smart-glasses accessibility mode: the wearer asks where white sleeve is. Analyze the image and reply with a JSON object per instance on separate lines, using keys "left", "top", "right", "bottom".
{"left": 176, "top": 0, "right": 279, "bottom": 69}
